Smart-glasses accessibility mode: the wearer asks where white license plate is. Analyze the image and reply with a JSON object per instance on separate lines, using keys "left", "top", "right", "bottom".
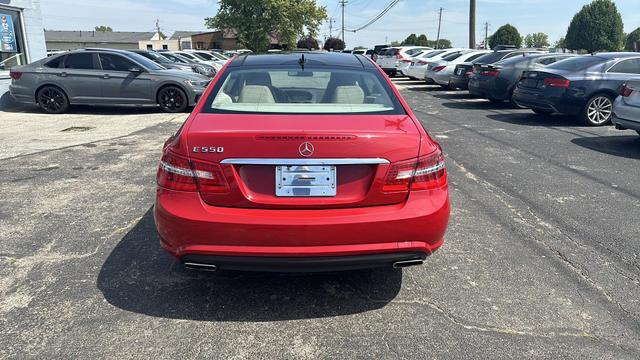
{"left": 276, "top": 165, "right": 337, "bottom": 197}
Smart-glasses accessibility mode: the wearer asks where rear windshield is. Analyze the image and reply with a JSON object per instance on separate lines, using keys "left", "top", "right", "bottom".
{"left": 202, "top": 67, "right": 405, "bottom": 115}
{"left": 384, "top": 48, "right": 399, "bottom": 56}
{"left": 441, "top": 52, "right": 465, "bottom": 62}
{"left": 546, "top": 56, "right": 605, "bottom": 71}
{"left": 473, "top": 52, "right": 508, "bottom": 65}
{"left": 422, "top": 50, "right": 447, "bottom": 59}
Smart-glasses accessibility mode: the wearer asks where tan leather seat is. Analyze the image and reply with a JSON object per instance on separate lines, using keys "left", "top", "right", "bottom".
{"left": 239, "top": 85, "right": 276, "bottom": 103}
{"left": 332, "top": 85, "right": 365, "bottom": 104}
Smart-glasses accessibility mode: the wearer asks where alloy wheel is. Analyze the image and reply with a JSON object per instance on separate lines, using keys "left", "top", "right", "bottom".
{"left": 586, "top": 96, "right": 612, "bottom": 125}
{"left": 37, "top": 87, "right": 68, "bottom": 114}
{"left": 158, "top": 87, "right": 187, "bottom": 113}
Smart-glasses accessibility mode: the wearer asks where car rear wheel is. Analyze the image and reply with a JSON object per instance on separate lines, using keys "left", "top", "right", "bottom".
{"left": 582, "top": 94, "right": 613, "bottom": 126}
{"left": 37, "top": 86, "right": 69, "bottom": 114}
{"left": 636, "top": 130, "right": 640, "bottom": 136}
{"left": 157, "top": 86, "right": 188, "bottom": 113}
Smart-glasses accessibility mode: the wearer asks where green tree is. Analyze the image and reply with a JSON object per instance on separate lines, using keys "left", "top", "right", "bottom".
{"left": 94, "top": 25, "right": 112, "bottom": 32}
{"left": 416, "top": 34, "right": 428, "bottom": 46}
{"left": 625, "top": 28, "right": 640, "bottom": 51}
{"left": 206, "top": 0, "right": 327, "bottom": 52}
{"left": 390, "top": 40, "right": 402, "bottom": 46}
{"left": 488, "top": 24, "right": 522, "bottom": 49}
{"left": 426, "top": 39, "right": 451, "bottom": 49}
{"left": 297, "top": 36, "right": 319, "bottom": 50}
{"left": 565, "top": 0, "right": 624, "bottom": 52}
{"left": 554, "top": 37, "right": 567, "bottom": 49}
{"left": 402, "top": 33, "right": 418, "bottom": 45}
{"left": 323, "top": 37, "right": 345, "bottom": 51}
{"left": 524, "top": 32, "right": 549, "bottom": 48}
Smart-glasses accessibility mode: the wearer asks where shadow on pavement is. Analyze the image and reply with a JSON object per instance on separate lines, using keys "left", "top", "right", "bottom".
{"left": 2, "top": 104, "right": 177, "bottom": 115}
{"left": 97, "top": 208, "right": 403, "bottom": 322}
{"left": 571, "top": 134, "right": 640, "bottom": 159}
{"left": 486, "top": 113, "right": 587, "bottom": 127}
{"left": 431, "top": 92, "right": 476, "bottom": 100}
{"left": 441, "top": 100, "right": 515, "bottom": 110}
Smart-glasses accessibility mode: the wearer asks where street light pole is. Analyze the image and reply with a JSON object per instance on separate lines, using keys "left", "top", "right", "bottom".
{"left": 469, "top": 0, "right": 476, "bottom": 49}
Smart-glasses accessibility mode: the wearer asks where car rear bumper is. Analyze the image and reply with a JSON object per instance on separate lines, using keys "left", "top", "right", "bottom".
{"left": 612, "top": 114, "right": 640, "bottom": 132}
{"left": 154, "top": 188, "right": 449, "bottom": 268}
{"left": 449, "top": 75, "right": 470, "bottom": 90}
{"left": 512, "top": 88, "right": 582, "bottom": 115}
{"left": 8, "top": 85, "right": 35, "bottom": 105}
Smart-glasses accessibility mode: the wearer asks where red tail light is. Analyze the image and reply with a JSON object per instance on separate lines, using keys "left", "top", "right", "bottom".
{"left": 480, "top": 70, "right": 500, "bottom": 77}
{"left": 432, "top": 65, "right": 446, "bottom": 72}
{"left": 383, "top": 149, "right": 447, "bottom": 193}
{"left": 543, "top": 78, "right": 571, "bottom": 89}
{"left": 157, "top": 151, "right": 229, "bottom": 194}
{"left": 619, "top": 83, "right": 633, "bottom": 97}
{"left": 9, "top": 71, "right": 22, "bottom": 80}
{"left": 396, "top": 54, "right": 403, "bottom": 60}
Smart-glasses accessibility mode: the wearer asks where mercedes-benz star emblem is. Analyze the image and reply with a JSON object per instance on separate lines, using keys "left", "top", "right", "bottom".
{"left": 298, "top": 142, "right": 314, "bottom": 157}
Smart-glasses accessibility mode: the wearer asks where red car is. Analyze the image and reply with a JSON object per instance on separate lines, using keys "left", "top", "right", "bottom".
{"left": 154, "top": 52, "right": 450, "bottom": 272}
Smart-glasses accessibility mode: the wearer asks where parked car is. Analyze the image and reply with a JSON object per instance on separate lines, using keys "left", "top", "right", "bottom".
{"left": 426, "top": 50, "right": 490, "bottom": 87}
{"left": 154, "top": 52, "right": 450, "bottom": 272}
{"left": 397, "top": 49, "right": 431, "bottom": 76}
{"left": 376, "top": 46, "right": 432, "bottom": 76}
{"left": 449, "top": 49, "right": 545, "bottom": 91}
{"left": 371, "top": 44, "right": 390, "bottom": 61}
{"left": 171, "top": 50, "right": 222, "bottom": 71}
{"left": 157, "top": 51, "right": 217, "bottom": 78}
{"left": 129, "top": 49, "right": 216, "bottom": 78}
{"left": 184, "top": 49, "right": 228, "bottom": 65}
{"left": 513, "top": 53, "right": 640, "bottom": 126}
{"left": 404, "top": 49, "right": 465, "bottom": 82}
{"left": 468, "top": 53, "right": 576, "bottom": 103}
{"left": 352, "top": 49, "right": 367, "bottom": 55}
{"left": 612, "top": 80, "right": 640, "bottom": 136}
{"left": 9, "top": 48, "right": 211, "bottom": 114}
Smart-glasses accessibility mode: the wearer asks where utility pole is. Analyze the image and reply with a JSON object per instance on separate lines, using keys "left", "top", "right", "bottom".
{"left": 340, "top": 0, "right": 348, "bottom": 41}
{"left": 484, "top": 22, "right": 489, "bottom": 49}
{"left": 436, "top": 8, "right": 443, "bottom": 49}
{"left": 329, "top": 17, "right": 336, "bottom": 38}
{"left": 469, "top": 0, "right": 476, "bottom": 49}
{"left": 155, "top": 18, "right": 162, "bottom": 39}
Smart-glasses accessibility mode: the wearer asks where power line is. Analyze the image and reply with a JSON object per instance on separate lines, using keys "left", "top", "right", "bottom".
{"left": 345, "top": 0, "right": 401, "bottom": 33}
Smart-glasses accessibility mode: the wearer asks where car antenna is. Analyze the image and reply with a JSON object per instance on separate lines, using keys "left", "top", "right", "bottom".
{"left": 298, "top": 53, "right": 306, "bottom": 70}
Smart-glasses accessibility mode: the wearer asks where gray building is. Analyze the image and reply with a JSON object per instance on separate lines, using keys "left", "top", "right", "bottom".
{"left": 45, "top": 30, "right": 156, "bottom": 51}
{"left": 0, "top": 0, "right": 46, "bottom": 108}
{"left": 170, "top": 31, "right": 199, "bottom": 50}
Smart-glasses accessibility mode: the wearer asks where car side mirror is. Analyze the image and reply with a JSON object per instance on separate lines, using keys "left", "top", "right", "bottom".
{"left": 129, "top": 67, "right": 143, "bottom": 73}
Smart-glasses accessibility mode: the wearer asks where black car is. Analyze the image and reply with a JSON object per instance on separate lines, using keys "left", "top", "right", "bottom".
{"left": 130, "top": 50, "right": 216, "bottom": 78}
{"left": 449, "top": 49, "right": 544, "bottom": 90}
{"left": 468, "top": 53, "right": 576, "bottom": 103}
{"left": 513, "top": 53, "right": 640, "bottom": 126}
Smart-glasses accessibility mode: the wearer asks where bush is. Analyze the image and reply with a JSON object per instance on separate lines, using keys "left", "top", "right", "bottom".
{"left": 297, "top": 36, "right": 319, "bottom": 50}
{"left": 565, "top": 0, "right": 624, "bottom": 52}
{"left": 488, "top": 24, "right": 522, "bottom": 49}
{"left": 323, "top": 37, "right": 345, "bottom": 51}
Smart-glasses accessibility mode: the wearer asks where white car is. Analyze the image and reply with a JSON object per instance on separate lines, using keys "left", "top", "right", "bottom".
{"left": 404, "top": 49, "right": 467, "bottom": 81}
{"left": 426, "top": 50, "right": 491, "bottom": 87}
{"left": 376, "top": 46, "right": 432, "bottom": 76}
{"left": 612, "top": 80, "right": 640, "bottom": 136}
{"left": 174, "top": 51, "right": 223, "bottom": 71}
{"left": 398, "top": 50, "right": 431, "bottom": 76}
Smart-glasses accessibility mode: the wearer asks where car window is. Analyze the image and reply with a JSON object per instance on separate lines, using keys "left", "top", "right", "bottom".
{"left": 99, "top": 53, "right": 137, "bottom": 72}
{"left": 44, "top": 56, "right": 64, "bottom": 68}
{"left": 405, "top": 48, "right": 423, "bottom": 56}
{"left": 203, "top": 68, "right": 404, "bottom": 115}
{"left": 194, "top": 52, "right": 215, "bottom": 60}
{"left": 465, "top": 53, "right": 486, "bottom": 62}
{"left": 547, "top": 56, "right": 604, "bottom": 71}
{"left": 441, "top": 52, "right": 464, "bottom": 61}
{"left": 608, "top": 59, "right": 640, "bottom": 74}
{"left": 422, "top": 50, "right": 446, "bottom": 59}
{"left": 63, "top": 53, "right": 98, "bottom": 70}
{"left": 503, "top": 52, "right": 526, "bottom": 59}
{"left": 473, "top": 52, "right": 508, "bottom": 64}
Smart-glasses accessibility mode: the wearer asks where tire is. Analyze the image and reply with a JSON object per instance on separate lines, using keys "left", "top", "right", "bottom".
{"left": 636, "top": 130, "right": 640, "bottom": 136}
{"left": 157, "top": 86, "right": 188, "bottom": 113}
{"left": 533, "top": 109, "right": 553, "bottom": 115}
{"left": 581, "top": 94, "right": 613, "bottom": 126}
{"left": 36, "top": 86, "right": 69, "bottom": 114}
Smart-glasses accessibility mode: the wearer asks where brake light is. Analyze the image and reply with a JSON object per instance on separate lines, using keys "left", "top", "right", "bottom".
{"left": 9, "top": 71, "right": 22, "bottom": 80}
{"left": 432, "top": 65, "right": 446, "bottom": 72}
{"left": 396, "top": 54, "right": 403, "bottom": 60}
{"left": 480, "top": 70, "right": 500, "bottom": 77}
{"left": 619, "top": 83, "right": 633, "bottom": 97}
{"left": 543, "top": 78, "right": 571, "bottom": 89}
{"left": 157, "top": 151, "right": 229, "bottom": 194}
{"left": 383, "top": 149, "right": 447, "bottom": 193}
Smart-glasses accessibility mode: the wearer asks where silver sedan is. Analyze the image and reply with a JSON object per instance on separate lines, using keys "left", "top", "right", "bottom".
{"left": 612, "top": 80, "right": 640, "bottom": 136}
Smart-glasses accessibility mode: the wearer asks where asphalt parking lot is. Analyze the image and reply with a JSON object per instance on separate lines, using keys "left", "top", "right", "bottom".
{"left": 1, "top": 78, "right": 640, "bottom": 359}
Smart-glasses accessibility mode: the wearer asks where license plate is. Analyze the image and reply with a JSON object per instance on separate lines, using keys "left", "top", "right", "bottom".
{"left": 522, "top": 78, "right": 539, "bottom": 88}
{"left": 456, "top": 68, "right": 464, "bottom": 75}
{"left": 276, "top": 165, "right": 337, "bottom": 197}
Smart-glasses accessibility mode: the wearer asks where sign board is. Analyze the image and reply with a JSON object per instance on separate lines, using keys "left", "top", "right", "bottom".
{"left": 0, "top": 13, "right": 17, "bottom": 52}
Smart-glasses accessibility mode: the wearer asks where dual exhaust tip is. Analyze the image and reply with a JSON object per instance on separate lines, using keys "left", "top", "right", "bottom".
{"left": 183, "top": 259, "right": 424, "bottom": 272}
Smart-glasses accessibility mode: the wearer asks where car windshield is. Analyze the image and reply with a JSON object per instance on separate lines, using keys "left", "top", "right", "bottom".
{"left": 125, "top": 52, "right": 166, "bottom": 70}
{"left": 210, "top": 52, "right": 227, "bottom": 60}
{"left": 139, "top": 52, "right": 172, "bottom": 64}
{"left": 473, "top": 52, "right": 509, "bottom": 64}
{"left": 441, "top": 52, "right": 465, "bottom": 62}
{"left": 421, "top": 50, "right": 447, "bottom": 59}
{"left": 546, "top": 56, "right": 605, "bottom": 71}
{"left": 193, "top": 52, "right": 215, "bottom": 60}
{"left": 203, "top": 67, "right": 404, "bottom": 115}
{"left": 164, "top": 53, "right": 193, "bottom": 64}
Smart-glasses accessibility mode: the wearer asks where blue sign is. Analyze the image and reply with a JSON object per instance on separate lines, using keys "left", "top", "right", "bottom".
{"left": 0, "top": 13, "right": 17, "bottom": 53}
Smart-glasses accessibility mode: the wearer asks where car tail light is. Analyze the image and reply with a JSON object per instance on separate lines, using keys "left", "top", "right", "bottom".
{"left": 480, "top": 70, "right": 500, "bottom": 76}
{"left": 157, "top": 151, "right": 229, "bottom": 194}
{"left": 9, "top": 71, "right": 22, "bottom": 80}
{"left": 396, "top": 54, "right": 403, "bottom": 60}
{"left": 543, "top": 78, "right": 571, "bottom": 89}
{"left": 432, "top": 65, "right": 446, "bottom": 72}
{"left": 619, "top": 83, "right": 633, "bottom": 97}
{"left": 383, "top": 149, "right": 446, "bottom": 193}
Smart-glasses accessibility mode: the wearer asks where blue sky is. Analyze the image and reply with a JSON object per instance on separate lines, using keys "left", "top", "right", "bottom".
{"left": 42, "top": 0, "right": 640, "bottom": 48}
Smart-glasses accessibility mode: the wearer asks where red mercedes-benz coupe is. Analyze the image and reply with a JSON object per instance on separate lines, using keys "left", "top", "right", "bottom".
{"left": 154, "top": 52, "right": 450, "bottom": 272}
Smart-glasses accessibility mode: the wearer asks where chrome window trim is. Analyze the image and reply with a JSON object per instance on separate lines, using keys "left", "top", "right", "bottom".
{"left": 220, "top": 158, "right": 390, "bottom": 165}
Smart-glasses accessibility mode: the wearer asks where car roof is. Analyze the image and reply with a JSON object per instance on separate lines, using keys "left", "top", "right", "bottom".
{"left": 592, "top": 52, "right": 640, "bottom": 60}
{"left": 228, "top": 52, "right": 376, "bottom": 69}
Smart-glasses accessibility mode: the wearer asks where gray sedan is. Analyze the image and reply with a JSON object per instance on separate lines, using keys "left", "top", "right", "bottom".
{"left": 9, "top": 48, "right": 211, "bottom": 113}
{"left": 612, "top": 79, "right": 640, "bottom": 136}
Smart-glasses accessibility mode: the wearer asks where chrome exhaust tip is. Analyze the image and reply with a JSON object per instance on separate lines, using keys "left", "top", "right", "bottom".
{"left": 184, "top": 262, "right": 218, "bottom": 272}
{"left": 392, "top": 259, "right": 424, "bottom": 269}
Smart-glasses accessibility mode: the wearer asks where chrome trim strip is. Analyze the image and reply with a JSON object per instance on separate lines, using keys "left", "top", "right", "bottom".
{"left": 220, "top": 158, "right": 390, "bottom": 165}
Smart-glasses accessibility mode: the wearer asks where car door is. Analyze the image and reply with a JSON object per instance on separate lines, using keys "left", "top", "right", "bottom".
{"left": 59, "top": 52, "right": 103, "bottom": 103}
{"left": 98, "top": 53, "right": 154, "bottom": 104}
{"left": 606, "top": 58, "right": 640, "bottom": 88}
